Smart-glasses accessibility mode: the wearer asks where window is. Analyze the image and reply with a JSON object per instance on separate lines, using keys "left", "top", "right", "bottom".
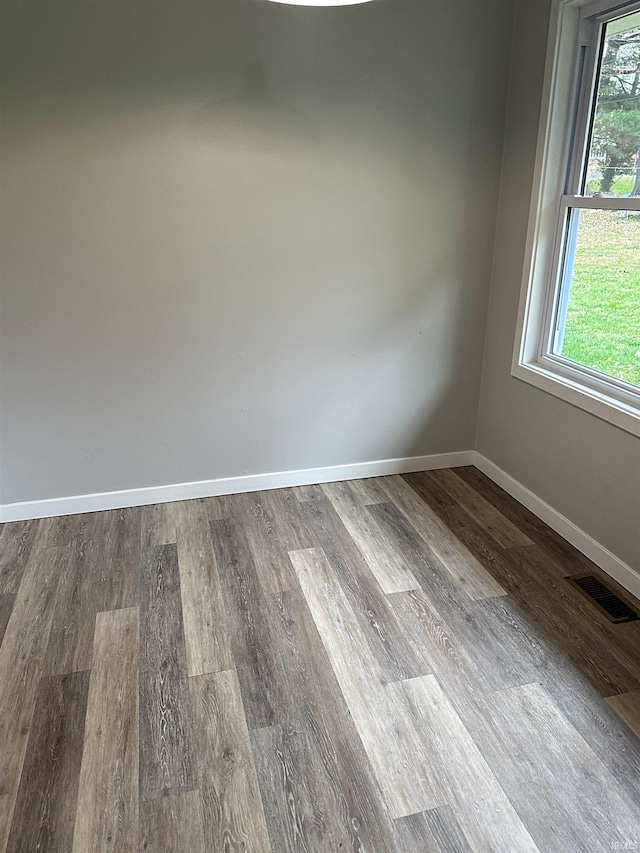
{"left": 514, "top": 0, "right": 640, "bottom": 436}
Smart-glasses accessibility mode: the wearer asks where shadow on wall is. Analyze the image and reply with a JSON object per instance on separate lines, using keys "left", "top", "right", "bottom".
{"left": 0, "top": 0, "right": 513, "bottom": 502}
{"left": 192, "top": 61, "right": 317, "bottom": 147}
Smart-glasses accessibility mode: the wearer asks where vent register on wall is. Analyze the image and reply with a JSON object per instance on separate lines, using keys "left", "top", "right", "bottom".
{"left": 566, "top": 573, "right": 639, "bottom": 623}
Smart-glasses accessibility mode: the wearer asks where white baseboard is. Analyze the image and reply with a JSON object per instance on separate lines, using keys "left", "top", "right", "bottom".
{"left": 0, "top": 450, "right": 475, "bottom": 523}
{"left": 3, "top": 447, "right": 637, "bottom": 603}
{"left": 473, "top": 452, "right": 640, "bottom": 602}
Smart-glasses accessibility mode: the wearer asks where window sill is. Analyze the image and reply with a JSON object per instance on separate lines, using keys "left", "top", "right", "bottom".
{"left": 512, "top": 360, "right": 640, "bottom": 438}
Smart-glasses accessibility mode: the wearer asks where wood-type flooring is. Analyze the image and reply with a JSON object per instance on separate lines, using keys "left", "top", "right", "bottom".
{"left": 1, "top": 467, "right": 639, "bottom": 852}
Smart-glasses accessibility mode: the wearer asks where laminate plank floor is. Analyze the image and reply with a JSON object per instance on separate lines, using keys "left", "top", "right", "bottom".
{"left": 0, "top": 466, "right": 639, "bottom": 852}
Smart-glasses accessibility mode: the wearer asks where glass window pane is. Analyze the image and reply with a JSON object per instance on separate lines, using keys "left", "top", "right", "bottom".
{"left": 553, "top": 208, "right": 640, "bottom": 387}
{"left": 584, "top": 11, "right": 640, "bottom": 198}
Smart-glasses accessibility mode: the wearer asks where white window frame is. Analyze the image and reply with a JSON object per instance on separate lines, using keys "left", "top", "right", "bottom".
{"left": 513, "top": 0, "right": 640, "bottom": 437}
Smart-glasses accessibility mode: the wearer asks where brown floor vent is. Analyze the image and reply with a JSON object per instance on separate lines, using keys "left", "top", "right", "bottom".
{"left": 566, "top": 574, "right": 639, "bottom": 624}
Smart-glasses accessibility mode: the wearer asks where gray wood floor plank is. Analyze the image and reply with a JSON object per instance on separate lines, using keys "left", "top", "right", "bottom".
{"left": 393, "top": 578, "right": 632, "bottom": 836}
{"left": 44, "top": 508, "right": 140, "bottom": 676}
{"left": 422, "top": 806, "right": 475, "bottom": 853}
{"left": 543, "top": 670, "right": 640, "bottom": 806}
{"left": 1, "top": 469, "right": 639, "bottom": 852}
{"left": 73, "top": 607, "right": 139, "bottom": 853}
{"left": 387, "top": 588, "right": 485, "bottom": 691}
{"left": 290, "top": 547, "right": 445, "bottom": 820}
{"left": 139, "top": 545, "right": 195, "bottom": 800}
{"left": 300, "top": 497, "right": 429, "bottom": 683}
{"left": 346, "top": 477, "right": 391, "bottom": 506}
{"left": 42, "top": 538, "right": 96, "bottom": 676}
{"left": 211, "top": 518, "right": 287, "bottom": 731}
{"left": 0, "top": 805, "right": 7, "bottom": 853}
{"left": 43, "top": 545, "right": 104, "bottom": 674}
{"left": 476, "top": 681, "right": 640, "bottom": 852}
{"left": 141, "top": 503, "right": 176, "bottom": 548}
{"left": 505, "top": 543, "right": 640, "bottom": 681}
{"left": 380, "top": 475, "right": 507, "bottom": 600}
{"left": 393, "top": 813, "right": 442, "bottom": 853}
{"left": 139, "top": 790, "right": 206, "bottom": 853}
{"left": 606, "top": 691, "right": 640, "bottom": 739}
{"left": 453, "top": 466, "right": 603, "bottom": 577}
{"left": 426, "top": 469, "right": 533, "bottom": 548}
{"left": 171, "top": 500, "right": 232, "bottom": 677}
{"left": 262, "top": 488, "right": 319, "bottom": 553}
{"left": 37, "top": 514, "right": 85, "bottom": 549}
{"left": 395, "top": 807, "right": 474, "bottom": 853}
{"left": 395, "top": 675, "right": 540, "bottom": 852}
{"left": 289, "top": 484, "right": 326, "bottom": 503}
{"left": 0, "top": 596, "right": 15, "bottom": 650}
{"left": 201, "top": 495, "right": 229, "bottom": 521}
{"left": 429, "top": 502, "right": 640, "bottom": 697}
{"left": 465, "top": 570, "right": 640, "bottom": 806}
{"left": 402, "top": 470, "right": 457, "bottom": 511}
{"left": 0, "top": 545, "right": 68, "bottom": 853}
{"left": 219, "top": 492, "right": 299, "bottom": 594}
{"left": 0, "top": 520, "right": 40, "bottom": 595}
{"left": 6, "top": 670, "right": 89, "bottom": 853}
{"left": 371, "top": 503, "right": 535, "bottom": 691}
{"left": 250, "top": 724, "right": 318, "bottom": 853}
{"left": 189, "top": 669, "right": 272, "bottom": 853}
{"left": 466, "top": 594, "right": 550, "bottom": 690}
{"left": 502, "top": 551, "right": 639, "bottom": 695}
{"left": 89, "top": 507, "right": 141, "bottom": 609}
{"left": 270, "top": 588, "right": 400, "bottom": 852}
{"left": 321, "top": 481, "right": 421, "bottom": 593}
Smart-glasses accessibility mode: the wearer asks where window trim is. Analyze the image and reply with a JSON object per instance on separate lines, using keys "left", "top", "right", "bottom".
{"left": 512, "top": 0, "right": 640, "bottom": 437}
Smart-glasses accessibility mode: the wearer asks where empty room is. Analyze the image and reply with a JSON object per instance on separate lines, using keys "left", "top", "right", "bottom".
{"left": 1, "top": 0, "right": 640, "bottom": 850}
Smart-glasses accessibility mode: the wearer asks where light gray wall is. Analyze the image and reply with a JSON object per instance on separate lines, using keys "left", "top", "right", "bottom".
{"left": 476, "top": 0, "right": 640, "bottom": 572}
{"left": 0, "top": 0, "right": 514, "bottom": 504}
